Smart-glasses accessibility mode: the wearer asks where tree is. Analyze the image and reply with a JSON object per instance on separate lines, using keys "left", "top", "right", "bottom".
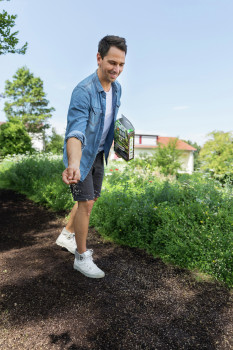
{"left": 3, "top": 66, "right": 55, "bottom": 133}
{"left": 0, "top": 119, "right": 33, "bottom": 156}
{"left": 153, "top": 138, "right": 182, "bottom": 176}
{"left": 45, "top": 128, "right": 64, "bottom": 154}
{"left": 199, "top": 131, "right": 233, "bottom": 180}
{"left": 0, "top": 1, "right": 28, "bottom": 55}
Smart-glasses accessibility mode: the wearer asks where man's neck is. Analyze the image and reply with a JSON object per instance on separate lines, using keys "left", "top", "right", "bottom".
{"left": 97, "top": 70, "right": 112, "bottom": 92}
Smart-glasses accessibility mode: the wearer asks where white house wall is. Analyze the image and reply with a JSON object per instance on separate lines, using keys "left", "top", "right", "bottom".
{"left": 134, "top": 148, "right": 156, "bottom": 157}
{"left": 134, "top": 135, "right": 157, "bottom": 146}
{"left": 177, "top": 151, "right": 194, "bottom": 174}
{"left": 29, "top": 133, "right": 44, "bottom": 152}
{"left": 187, "top": 151, "right": 195, "bottom": 174}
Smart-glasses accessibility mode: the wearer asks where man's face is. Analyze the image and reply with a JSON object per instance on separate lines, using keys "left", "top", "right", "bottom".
{"left": 97, "top": 46, "right": 125, "bottom": 85}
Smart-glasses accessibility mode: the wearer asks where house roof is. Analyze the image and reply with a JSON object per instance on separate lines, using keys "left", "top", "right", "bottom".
{"left": 134, "top": 136, "right": 196, "bottom": 151}
{"left": 157, "top": 137, "right": 197, "bottom": 151}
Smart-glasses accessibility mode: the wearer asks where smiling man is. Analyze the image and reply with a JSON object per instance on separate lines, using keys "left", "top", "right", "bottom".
{"left": 56, "top": 35, "right": 127, "bottom": 278}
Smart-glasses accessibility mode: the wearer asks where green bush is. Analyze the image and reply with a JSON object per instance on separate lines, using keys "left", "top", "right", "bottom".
{"left": 0, "top": 119, "right": 33, "bottom": 157}
{"left": 90, "top": 167, "right": 233, "bottom": 287}
{"left": 0, "top": 153, "right": 74, "bottom": 211}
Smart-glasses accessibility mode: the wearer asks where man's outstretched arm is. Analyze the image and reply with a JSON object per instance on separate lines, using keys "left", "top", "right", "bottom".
{"left": 62, "top": 138, "right": 82, "bottom": 185}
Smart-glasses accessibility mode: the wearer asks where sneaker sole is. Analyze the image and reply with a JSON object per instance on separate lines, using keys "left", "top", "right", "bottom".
{"left": 73, "top": 263, "right": 105, "bottom": 278}
{"left": 56, "top": 239, "right": 76, "bottom": 255}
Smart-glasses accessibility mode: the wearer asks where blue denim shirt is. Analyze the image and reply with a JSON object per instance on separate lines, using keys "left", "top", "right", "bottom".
{"left": 63, "top": 70, "right": 121, "bottom": 182}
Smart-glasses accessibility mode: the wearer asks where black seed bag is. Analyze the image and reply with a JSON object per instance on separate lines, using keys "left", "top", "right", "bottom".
{"left": 114, "top": 115, "right": 135, "bottom": 161}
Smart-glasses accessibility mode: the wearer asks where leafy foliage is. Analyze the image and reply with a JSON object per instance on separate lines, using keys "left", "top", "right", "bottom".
{"left": 0, "top": 119, "right": 33, "bottom": 156}
{"left": 3, "top": 66, "right": 55, "bottom": 133}
{"left": 199, "top": 131, "right": 233, "bottom": 182}
{"left": 91, "top": 166, "right": 233, "bottom": 287}
{"left": 0, "top": 153, "right": 73, "bottom": 210}
{"left": 153, "top": 138, "right": 182, "bottom": 175}
{"left": 0, "top": 1, "right": 28, "bottom": 55}
{"left": 45, "top": 128, "right": 64, "bottom": 154}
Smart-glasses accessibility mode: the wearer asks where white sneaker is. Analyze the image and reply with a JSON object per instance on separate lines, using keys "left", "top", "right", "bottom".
{"left": 74, "top": 249, "right": 105, "bottom": 278}
{"left": 56, "top": 228, "right": 76, "bottom": 254}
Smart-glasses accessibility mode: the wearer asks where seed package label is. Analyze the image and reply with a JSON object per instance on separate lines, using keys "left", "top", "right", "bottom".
{"left": 114, "top": 115, "right": 135, "bottom": 161}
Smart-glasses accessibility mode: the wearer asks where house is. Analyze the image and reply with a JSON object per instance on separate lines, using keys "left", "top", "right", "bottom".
{"left": 110, "top": 134, "right": 197, "bottom": 174}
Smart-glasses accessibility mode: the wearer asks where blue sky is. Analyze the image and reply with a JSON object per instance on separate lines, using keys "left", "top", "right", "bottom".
{"left": 0, "top": 0, "right": 233, "bottom": 145}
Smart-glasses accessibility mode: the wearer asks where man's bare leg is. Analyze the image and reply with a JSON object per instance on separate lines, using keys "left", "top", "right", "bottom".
{"left": 56, "top": 202, "right": 78, "bottom": 254}
{"left": 73, "top": 198, "right": 104, "bottom": 278}
{"left": 65, "top": 202, "right": 78, "bottom": 233}
{"left": 74, "top": 200, "right": 95, "bottom": 254}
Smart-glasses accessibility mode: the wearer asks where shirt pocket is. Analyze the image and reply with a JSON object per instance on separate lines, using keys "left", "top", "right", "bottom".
{"left": 89, "top": 106, "right": 102, "bottom": 127}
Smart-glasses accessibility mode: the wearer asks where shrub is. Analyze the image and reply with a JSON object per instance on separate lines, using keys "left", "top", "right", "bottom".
{"left": 0, "top": 153, "right": 74, "bottom": 211}
{"left": 0, "top": 119, "right": 33, "bottom": 157}
{"left": 91, "top": 166, "right": 233, "bottom": 287}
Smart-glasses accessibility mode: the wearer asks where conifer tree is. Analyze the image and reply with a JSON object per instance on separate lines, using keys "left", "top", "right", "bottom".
{"left": 3, "top": 66, "right": 55, "bottom": 133}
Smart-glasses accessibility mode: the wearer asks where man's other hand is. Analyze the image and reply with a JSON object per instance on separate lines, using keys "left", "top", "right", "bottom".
{"left": 62, "top": 166, "right": 80, "bottom": 185}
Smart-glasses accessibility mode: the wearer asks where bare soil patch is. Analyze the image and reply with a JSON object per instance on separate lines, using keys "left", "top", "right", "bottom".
{"left": 0, "top": 189, "right": 232, "bottom": 350}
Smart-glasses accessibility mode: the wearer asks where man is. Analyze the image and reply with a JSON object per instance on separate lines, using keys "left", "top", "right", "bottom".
{"left": 56, "top": 35, "right": 127, "bottom": 278}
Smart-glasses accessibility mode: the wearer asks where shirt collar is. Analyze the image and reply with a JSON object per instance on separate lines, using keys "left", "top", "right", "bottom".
{"left": 94, "top": 70, "right": 118, "bottom": 93}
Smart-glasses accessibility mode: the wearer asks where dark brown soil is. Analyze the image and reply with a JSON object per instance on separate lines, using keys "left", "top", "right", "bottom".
{"left": 0, "top": 189, "right": 232, "bottom": 350}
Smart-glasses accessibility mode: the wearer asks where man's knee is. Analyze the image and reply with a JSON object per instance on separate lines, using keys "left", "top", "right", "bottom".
{"left": 79, "top": 200, "right": 95, "bottom": 216}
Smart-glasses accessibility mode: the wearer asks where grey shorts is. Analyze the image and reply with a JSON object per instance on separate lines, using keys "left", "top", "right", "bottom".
{"left": 70, "top": 151, "right": 104, "bottom": 202}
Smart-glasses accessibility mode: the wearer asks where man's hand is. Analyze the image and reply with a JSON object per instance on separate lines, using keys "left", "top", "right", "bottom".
{"left": 63, "top": 138, "right": 82, "bottom": 185}
{"left": 62, "top": 166, "right": 81, "bottom": 185}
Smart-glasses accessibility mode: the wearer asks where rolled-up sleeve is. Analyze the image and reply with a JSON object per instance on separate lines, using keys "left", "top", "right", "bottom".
{"left": 66, "top": 130, "right": 86, "bottom": 150}
{"left": 65, "top": 86, "right": 90, "bottom": 150}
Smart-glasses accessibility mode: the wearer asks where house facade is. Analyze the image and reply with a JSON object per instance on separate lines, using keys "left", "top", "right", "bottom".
{"left": 28, "top": 132, "right": 45, "bottom": 152}
{"left": 110, "top": 134, "right": 197, "bottom": 174}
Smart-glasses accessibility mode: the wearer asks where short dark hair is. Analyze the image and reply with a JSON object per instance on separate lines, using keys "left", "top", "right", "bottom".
{"left": 98, "top": 35, "right": 127, "bottom": 59}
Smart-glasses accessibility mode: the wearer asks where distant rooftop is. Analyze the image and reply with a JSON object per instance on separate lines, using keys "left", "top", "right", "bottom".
{"left": 134, "top": 134, "right": 196, "bottom": 151}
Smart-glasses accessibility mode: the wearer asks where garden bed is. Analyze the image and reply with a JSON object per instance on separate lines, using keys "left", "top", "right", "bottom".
{"left": 0, "top": 189, "right": 233, "bottom": 349}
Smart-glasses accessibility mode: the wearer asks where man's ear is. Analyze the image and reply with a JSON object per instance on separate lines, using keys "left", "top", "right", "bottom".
{"left": 97, "top": 52, "right": 102, "bottom": 66}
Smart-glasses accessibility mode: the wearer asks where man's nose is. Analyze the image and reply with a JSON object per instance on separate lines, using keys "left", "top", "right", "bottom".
{"left": 113, "top": 65, "right": 120, "bottom": 74}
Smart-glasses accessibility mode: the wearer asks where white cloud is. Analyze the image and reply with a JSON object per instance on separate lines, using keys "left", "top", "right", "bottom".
{"left": 173, "top": 106, "right": 190, "bottom": 111}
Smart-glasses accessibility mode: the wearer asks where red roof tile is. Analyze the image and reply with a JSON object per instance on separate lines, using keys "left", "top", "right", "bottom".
{"left": 157, "top": 137, "right": 197, "bottom": 151}
{"left": 134, "top": 136, "right": 196, "bottom": 151}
